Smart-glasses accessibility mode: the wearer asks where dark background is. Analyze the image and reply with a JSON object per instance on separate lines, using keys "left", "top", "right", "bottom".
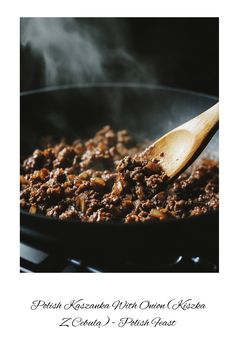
{"left": 20, "top": 18, "right": 219, "bottom": 96}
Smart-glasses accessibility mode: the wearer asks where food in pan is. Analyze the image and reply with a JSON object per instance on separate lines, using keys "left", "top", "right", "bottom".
{"left": 20, "top": 125, "right": 219, "bottom": 222}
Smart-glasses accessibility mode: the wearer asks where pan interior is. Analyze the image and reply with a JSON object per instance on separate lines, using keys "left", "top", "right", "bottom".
{"left": 20, "top": 85, "right": 218, "bottom": 159}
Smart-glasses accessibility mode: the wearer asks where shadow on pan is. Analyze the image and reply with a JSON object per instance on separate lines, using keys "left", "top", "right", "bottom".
{"left": 20, "top": 83, "right": 219, "bottom": 270}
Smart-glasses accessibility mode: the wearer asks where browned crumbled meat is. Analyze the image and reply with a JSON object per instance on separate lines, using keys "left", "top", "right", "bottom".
{"left": 20, "top": 126, "right": 219, "bottom": 223}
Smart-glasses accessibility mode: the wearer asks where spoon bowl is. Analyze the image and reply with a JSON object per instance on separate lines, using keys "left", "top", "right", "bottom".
{"left": 141, "top": 102, "right": 219, "bottom": 180}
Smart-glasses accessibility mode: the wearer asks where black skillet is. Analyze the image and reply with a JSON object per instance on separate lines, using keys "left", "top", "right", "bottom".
{"left": 20, "top": 83, "right": 219, "bottom": 268}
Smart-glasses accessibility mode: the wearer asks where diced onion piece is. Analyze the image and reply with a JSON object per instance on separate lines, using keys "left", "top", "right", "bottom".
{"left": 79, "top": 171, "right": 89, "bottom": 180}
{"left": 67, "top": 174, "right": 75, "bottom": 181}
{"left": 113, "top": 179, "right": 123, "bottom": 195}
{"left": 29, "top": 205, "right": 37, "bottom": 214}
{"left": 150, "top": 208, "right": 167, "bottom": 220}
{"left": 75, "top": 196, "right": 86, "bottom": 212}
{"left": 98, "top": 142, "right": 107, "bottom": 151}
{"left": 91, "top": 177, "right": 106, "bottom": 187}
{"left": 20, "top": 175, "right": 28, "bottom": 184}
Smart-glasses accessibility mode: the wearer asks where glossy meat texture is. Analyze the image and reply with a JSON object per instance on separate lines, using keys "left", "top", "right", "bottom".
{"left": 20, "top": 126, "right": 219, "bottom": 223}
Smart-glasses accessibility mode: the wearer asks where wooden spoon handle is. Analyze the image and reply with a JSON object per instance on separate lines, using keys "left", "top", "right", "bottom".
{"left": 179, "top": 102, "right": 219, "bottom": 139}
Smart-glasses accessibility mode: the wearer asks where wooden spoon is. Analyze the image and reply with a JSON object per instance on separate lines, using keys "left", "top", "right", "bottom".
{"left": 140, "top": 102, "right": 219, "bottom": 180}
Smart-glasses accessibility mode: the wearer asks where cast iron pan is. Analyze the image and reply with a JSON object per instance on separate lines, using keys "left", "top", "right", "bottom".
{"left": 20, "top": 84, "right": 219, "bottom": 266}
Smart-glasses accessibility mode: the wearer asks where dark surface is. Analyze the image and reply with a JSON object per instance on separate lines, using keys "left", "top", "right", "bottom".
{"left": 20, "top": 18, "right": 219, "bottom": 96}
{"left": 20, "top": 242, "right": 218, "bottom": 273}
{"left": 20, "top": 85, "right": 219, "bottom": 271}
{"left": 126, "top": 18, "right": 219, "bottom": 96}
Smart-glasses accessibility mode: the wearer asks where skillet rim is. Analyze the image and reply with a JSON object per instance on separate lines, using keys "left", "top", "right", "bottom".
{"left": 20, "top": 82, "right": 218, "bottom": 101}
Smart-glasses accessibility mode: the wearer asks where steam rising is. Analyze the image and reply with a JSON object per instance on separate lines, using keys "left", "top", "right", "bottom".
{"left": 20, "top": 19, "right": 218, "bottom": 160}
{"left": 21, "top": 18, "right": 154, "bottom": 86}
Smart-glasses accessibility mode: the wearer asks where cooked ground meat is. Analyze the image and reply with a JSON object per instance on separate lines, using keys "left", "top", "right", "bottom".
{"left": 20, "top": 125, "right": 219, "bottom": 223}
